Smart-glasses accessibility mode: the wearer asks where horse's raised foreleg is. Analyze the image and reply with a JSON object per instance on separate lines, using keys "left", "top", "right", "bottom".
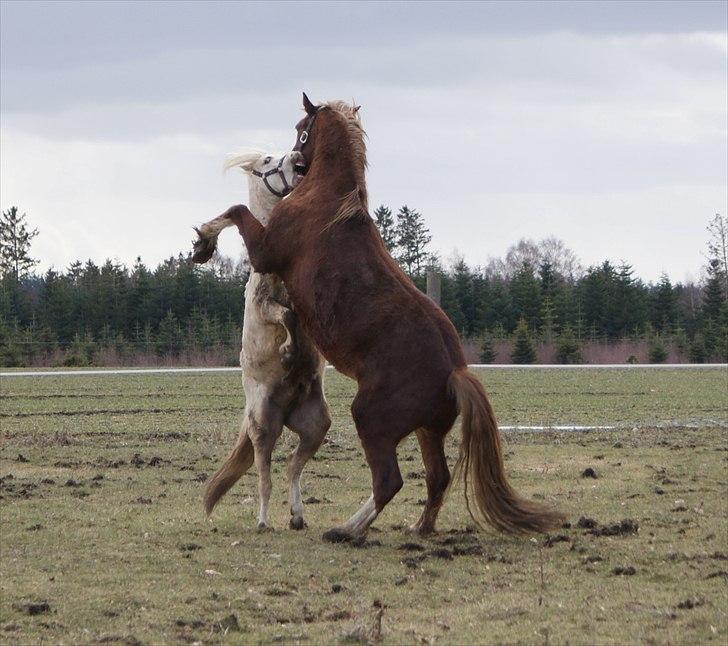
{"left": 226, "top": 204, "right": 280, "bottom": 274}
{"left": 192, "top": 212, "right": 236, "bottom": 264}
{"left": 285, "top": 377, "right": 331, "bottom": 529}
{"left": 409, "top": 428, "right": 451, "bottom": 536}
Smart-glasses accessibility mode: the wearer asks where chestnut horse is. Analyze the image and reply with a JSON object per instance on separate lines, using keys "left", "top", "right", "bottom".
{"left": 194, "top": 95, "right": 564, "bottom": 541}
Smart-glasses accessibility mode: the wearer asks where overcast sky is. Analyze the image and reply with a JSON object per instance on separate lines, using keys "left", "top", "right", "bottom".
{"left": 1, "top": 1, "right": 726, "bottom": 282}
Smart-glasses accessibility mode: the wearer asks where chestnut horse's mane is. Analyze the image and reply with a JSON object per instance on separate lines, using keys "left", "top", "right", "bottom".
{"left": 320, "top": 100, "right": 369, "bottom": 227}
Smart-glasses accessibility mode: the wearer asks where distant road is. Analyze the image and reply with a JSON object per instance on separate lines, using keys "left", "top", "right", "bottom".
{"left": 1, "top": 364, "right": 726, "bottom": 378}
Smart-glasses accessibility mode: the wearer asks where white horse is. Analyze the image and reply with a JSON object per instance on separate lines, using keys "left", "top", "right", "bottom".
{"left": 195, "top": 149, "right": 330, "bottom": 530}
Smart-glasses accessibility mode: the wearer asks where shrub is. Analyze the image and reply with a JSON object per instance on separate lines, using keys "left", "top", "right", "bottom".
{"left": 555, "top": 326, "right": 583, "bottom": 364}
{"left": 648, "top": 335, "right": 668, "bottom": 363}
{"left": 62, "top": 334, "right": 92, "bottom": 367}
{"left": 689, "top": 335, "right": 707, "bottom": 363}
{"left": 672, "top": 326, "right": 688, "bottom": 354}
{"left": 0, "top": 320, "right": 24, "bottom": 367}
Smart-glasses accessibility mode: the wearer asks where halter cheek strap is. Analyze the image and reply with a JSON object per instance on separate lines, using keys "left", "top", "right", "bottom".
{"left": 293, "top": 110, "right": 319, "bottom": 153}
{"left": 251, "top": 155, "right": 292, "bottom": 198}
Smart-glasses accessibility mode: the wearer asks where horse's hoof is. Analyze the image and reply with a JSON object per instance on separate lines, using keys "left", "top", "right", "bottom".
{"left": 407, "top": 524, "right": 435, "bottom": 537}
{"left": 191, "top": 234, "right": 216, "bottom": 264}
{"left": 256, "top": 522, "right": 273, "bottom": 533}
{"left": 322, "top": 528, "right": 363, "bottom": 544}
{"left": 289, "top": 517, "right": 307, "bottom": 531}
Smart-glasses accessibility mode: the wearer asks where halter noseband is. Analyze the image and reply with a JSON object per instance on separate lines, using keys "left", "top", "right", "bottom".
{"left": 251, "top": 155, "right": 293, "bottom": 198}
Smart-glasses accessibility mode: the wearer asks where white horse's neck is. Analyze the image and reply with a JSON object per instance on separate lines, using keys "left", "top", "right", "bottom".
{"left": 247, "top": 180, "right": 279, "bottom": 226}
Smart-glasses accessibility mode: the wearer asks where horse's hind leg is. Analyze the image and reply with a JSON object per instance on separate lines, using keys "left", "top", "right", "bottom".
{"left": 246, "top": 395, "right": 285, "bottom": 530}
{"left": 323, "top": 391, "right": 406, "bottom": 542}
{"left": 322, "top": 435, "right": 403, "bottom": 542}
{"left": 285, "top": 379, "right": 331, "bottom": 529}
{"left": 409, "top": 428, "right": 451, "bottom": 536}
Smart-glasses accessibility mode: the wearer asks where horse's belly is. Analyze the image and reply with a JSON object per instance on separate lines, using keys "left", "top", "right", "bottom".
{"left": 240, "top": 316, "right": 286, "bottom": 376}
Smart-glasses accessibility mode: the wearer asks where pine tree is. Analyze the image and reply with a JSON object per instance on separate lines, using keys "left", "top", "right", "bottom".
{"left": 395, "top": 205, "right": 431, "bottom": 276}
{"left": 653, "top": 273, "right": 676, "bottom": 332}
{"left": 648, "top": 334, "right": 668, "bottom": 363}
{"left": 616, "top": 262, "right": 647, "bottom": 337}
{"left": 510, "top": 262, "right": 541, "bottom": 329}
{"left": 64, "top": 332, "right": 91, "bottom": 367}
{"left": 0, "top": 318, "right": 24, "bottom": 367}
{"left": 702, "top": 259, "right": 725, "bottom": 321}
{"left": 452, "top": 258, "right": 475, "bottom": 335}
{"left": 672, "top": 325, "right": 689, "bottom": 356}
{"left": 702, "top": 318, "right": 718, "bottom": 358}
{"left": 688, "top": 334, "right": 707, "bottom": 363}
{"left": 510, "top": 318, "right": 536, "bottom": 364}
{"left": 540, "top": 296, "right": 555, "bottom": 341}
{"left": 539, "top": 260, "right": 556, "bottom": 297}
{"left": 157, "top": 310, "right": 183, "bottom": 357}
{"left": 373, "top": 205, "right": 397, "bottom": 254}
{"left": 717, "top": 300, "right": 728, "bottom": 361}
{"left": 480, "top": 334, "right": 497, "bottom": 364}
{"left": 0, "top": 207, "right": 39, "bottom": 281}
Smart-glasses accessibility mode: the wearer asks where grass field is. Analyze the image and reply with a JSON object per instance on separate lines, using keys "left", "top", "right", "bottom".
{"left": 1, "top": 367, "right": 727, "bottom": 645}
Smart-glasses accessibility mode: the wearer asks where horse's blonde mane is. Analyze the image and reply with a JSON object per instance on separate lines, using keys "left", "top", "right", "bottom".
{"left": 223, "top": 148, "right": 267, "bottom": 174}
{"left": 321, "top": 101, "right": 369, "bottom": 227}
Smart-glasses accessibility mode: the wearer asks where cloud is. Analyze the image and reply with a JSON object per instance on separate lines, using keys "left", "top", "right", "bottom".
{"left": 0, "top": 10, "right": 726, "bottom": 283}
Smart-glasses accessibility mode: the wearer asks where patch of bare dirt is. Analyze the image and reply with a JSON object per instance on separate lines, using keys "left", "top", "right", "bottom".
{"left": 12, "top": 601, "right": 51, "bottom": 616}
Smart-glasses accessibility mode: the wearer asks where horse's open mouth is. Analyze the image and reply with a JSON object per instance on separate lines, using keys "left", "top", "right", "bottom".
{"left": 293, "top": 162, "right": 308, "bottom": 176}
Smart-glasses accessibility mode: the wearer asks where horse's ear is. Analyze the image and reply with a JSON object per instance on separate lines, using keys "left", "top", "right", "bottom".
{"left": 302, "top": 92, "right": 317, "bottom": 116}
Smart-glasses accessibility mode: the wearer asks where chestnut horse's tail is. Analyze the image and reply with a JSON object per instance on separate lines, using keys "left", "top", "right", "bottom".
{"left": 448, "top": 369, "right": 565, "bottom": 533}
{"left": 203, "top": 429, "right": 255, "bottom": 515}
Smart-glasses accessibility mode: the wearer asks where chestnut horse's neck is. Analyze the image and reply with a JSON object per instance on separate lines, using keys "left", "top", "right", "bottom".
{"left": 304, "top": 108, "right": 368, "bottom": 217}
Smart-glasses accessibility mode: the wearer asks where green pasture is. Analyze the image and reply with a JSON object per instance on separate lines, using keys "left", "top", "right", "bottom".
{"left": 1, "top": 368, "right": 726, "bottom": 644}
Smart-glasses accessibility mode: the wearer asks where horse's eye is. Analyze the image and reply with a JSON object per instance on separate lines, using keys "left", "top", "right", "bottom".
{"left": 264, "top": 156, "right": 272, "bottom": 164}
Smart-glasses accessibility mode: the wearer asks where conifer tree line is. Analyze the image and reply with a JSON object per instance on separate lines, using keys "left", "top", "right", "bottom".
{"left": 1, "top": 206, "right": 726, "bottom": 366}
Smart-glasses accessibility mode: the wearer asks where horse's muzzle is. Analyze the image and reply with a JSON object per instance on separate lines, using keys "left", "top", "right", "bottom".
{"left": 291, "top": 151, "right": 308, "bottom": 176}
